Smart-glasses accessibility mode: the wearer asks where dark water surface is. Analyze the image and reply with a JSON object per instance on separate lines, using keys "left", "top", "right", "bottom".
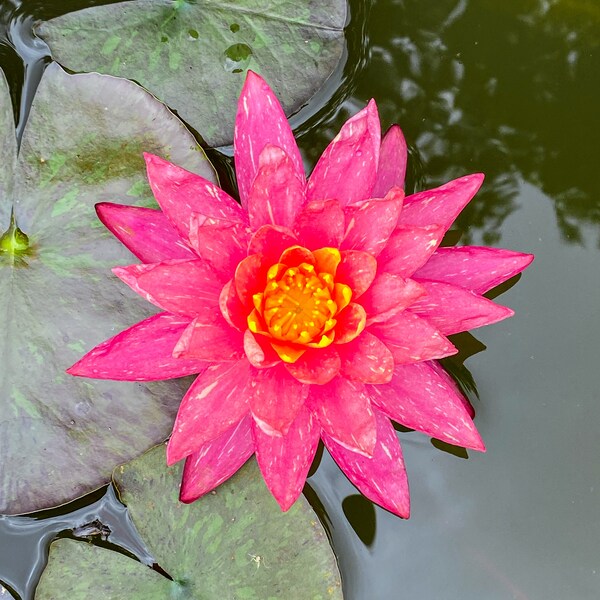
{"left": 1, "top": 0, "right": 599, "bottom": 598}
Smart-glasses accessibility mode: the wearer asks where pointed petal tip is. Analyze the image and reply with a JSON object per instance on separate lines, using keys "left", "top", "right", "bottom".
{"left": 165, "top": 439, "right": 183, "bottom": 466}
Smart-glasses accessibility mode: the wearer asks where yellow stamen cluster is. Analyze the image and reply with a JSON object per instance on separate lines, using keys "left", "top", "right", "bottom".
{"left": 247, "top": 246, "right": 352, "bottom": 363}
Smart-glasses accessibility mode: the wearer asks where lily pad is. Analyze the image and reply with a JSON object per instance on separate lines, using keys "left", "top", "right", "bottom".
{"left": 36, "top": 446, "right": 343, "bottom": 599}
{"left": 0, "top": 62, "right": 216, "bottom": 515}
{"left": 36, "top": 0, "right": 348, "bottom": 147}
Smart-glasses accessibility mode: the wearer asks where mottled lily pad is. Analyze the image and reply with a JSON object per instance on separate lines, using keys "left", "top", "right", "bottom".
{"left": 36, "top": 446, "right": 343, "bottom": 599}
{"left": 36, "top": 0, "right": 348, "bottom": 147}
{"left": 0, "top": 63, "right": 216, "bottom": 515}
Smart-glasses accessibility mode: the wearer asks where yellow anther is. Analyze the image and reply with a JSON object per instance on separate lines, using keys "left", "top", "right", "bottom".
{"left": 250, "top": 247, "right": 353, "bottom": 356}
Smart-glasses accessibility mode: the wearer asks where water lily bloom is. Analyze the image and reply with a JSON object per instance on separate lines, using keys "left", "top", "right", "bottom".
{"left": 68, "top": 72, "right": 533, "bottom": 517}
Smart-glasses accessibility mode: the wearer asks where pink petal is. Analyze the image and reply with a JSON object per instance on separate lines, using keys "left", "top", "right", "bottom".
{"left": 308, "top": 377, "right": 376, "bottom": 456}
{"left": 413, "top": 246, "right": 535, "bottom": 294}
{"left": 398, "top": 173, "right": 484, "bottom": 231}
{"left": 253, "top": 407, "right": 320, "bottom": 511}
{"left": 248, "top": 144, "right": 306, "bottom": 229}
{"left": 360, "top": 273, "right": 426, "bottom": 324}
{"left": 250, "top": 365, "right": 309, "bottom": 436}
{"left": 307, "top": 100, "right": 381, "bottom": 206}
{"left": 180, "top": 415, "right": 254, "bottom": 503}
{"left": 144, "top": 153, "right": 246, "bottom": 244}
{"left": 67, "top": 313, "right": 204, "bottom": 381}
{"left": 96, "top": 203, "right": 194, "bottom": 263}
{"left": 334, "top": 303, "right": 367, "bottom": 344}
{"left": 247, "top": 224, "right": 298, "bottom": 268}
{"left": 335, "top": 250, "right": 377, "bottom": 298}
{"left": 369, "top": 362, "right": 485, "bottom": 451}
{"left": 341, "top": 186, "right": 404, "bottom": 256}
{"left": 173, "top": 314, "right": 244, "bottom": 361}
{"left": 113, "top": 259, "right": 222, "bottom": 319}
{"left": 368, "top": 311, "right": 457, "bottom": 364}
{"left": 285, "top": 347, "right": 341, "bottom": 385}
{"left": 338, "top": 331, "right": 394, "bottom": 384}
{"left": 220, "top": 279, "right": 248, "bottom": 330}
{"left": 166, "top": 360, "right": 252, "bottom": 464}
{"left": 323, "top": 409, "right": 410, "bottom": 517}
{"left": 372, "top": 125, "right": 408, "bottom": 197}
{"left": 408, "top": 281, "right": 514, "bottom": 335}
{"left": 243, "top": 330, "right": 280, "bottom": 368}
{"left": 189, "top": 214, "right": 249, "bottom": 281}
{"left": 234, "top": 254, "right": 269, "bottom": 309}
{"left": 234, "top": 71, "right": 304, "bottom": 208}
{"left": 377, "top": 224, "right": 445, "bottom": 278}
{"left": 293, "top": 199, "right": 345, "bottom": 250}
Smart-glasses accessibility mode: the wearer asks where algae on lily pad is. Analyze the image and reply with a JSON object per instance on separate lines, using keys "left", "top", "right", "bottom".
{"left": 0, "top": 62, "right": 216, "bottom": 515}
{"left": 37, "top": 0, "right": 348, "bottom": 146}
{"left": 36, "top": 446, "right": 343, "bottom": 599}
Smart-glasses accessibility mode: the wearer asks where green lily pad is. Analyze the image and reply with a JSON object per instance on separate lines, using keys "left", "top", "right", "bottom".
{"left": 0, "top": 63, "right": 216, "bottom": 515}
{"left": 36, "top": 446, "right": 343, "bottom": 599}
{"left": 36, "top": 0, "right": 348, "bottom": 147}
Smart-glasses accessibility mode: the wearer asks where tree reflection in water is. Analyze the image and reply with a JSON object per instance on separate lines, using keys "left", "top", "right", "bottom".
{"left": 303, "top": 0, "right": 600, "bottom": 246}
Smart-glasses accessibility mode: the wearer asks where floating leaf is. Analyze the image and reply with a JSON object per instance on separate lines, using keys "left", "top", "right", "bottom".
{"left": 37, "top": 0, "right": 348, "bottom": 147}
{"left": 36, "top": 446, "right": 343, "bottom": 599}
{"left": 0, "top": 63, "right": 216, "bottom": 514}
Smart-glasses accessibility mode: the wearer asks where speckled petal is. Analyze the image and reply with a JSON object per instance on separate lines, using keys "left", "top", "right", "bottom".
{"left": 413, "top": 246, "right": 535, "bottom": 294}
{"left": 234, "top": 71, "right": 304, "bottom": 208}
{"left": 250, "top": 365, "right": 309, "bottom": 435}
{"left": 408, "top": 281, "right": 514, "bottom": 335}
{"left": 247, "top": 224, "right": 298, "bottom": 268}
{"left": 372, "top": 125, "right": 408, "bottom": 197}
{"left": 341, "top": 186, "right": 404, "bottom": 256}
{"left": 67, "top": 313, "right": 203, "bottom": 381}
{"left": 144, "top": 153, "right": 246, "bottom": 244}
{"left": 293, "top": 199, "right": 345, "bottom": 250}
{"left": 307, "top": 100, "right": 381, "bottom": 206}
{"left": 285, "top": 347, "right": 341, "bottom": 385}
{"left": 323, "top": 409, "right": 410, "bottom": 518}
{"left": 113, "top": 259, "right": 222, "bottom": 319}
{"left": 360, "top": 273, "right": 426, "bottom": 323}
{"left": 220, "top": 279, "right": 248, "bottom": 331}
{"left": 179, "top": 415, "right": 254, "bottom": 503}
{"left": 248, "top": 144, "right": 306, "bottom": 229}
{"left": 167, "top": 360, "right": 252, "bottom": 465}
{"left": 368, "top": 311, "right": 457, "bottom": 364}
{"left": 253, "top": 407, "right": 319, "bottom": 511}
{"left": 369, "top": 362, "right": 485, "bottom": 451}
{"left": 189, "top": 214, "right": 250, "bottom": 281}
{"left": 96, "top": 202, "right": 195, "bottom": 263}
{"left": 335, "top": 250, "right": 377, "bottom": 298}
{"left": 338, "top": 331, "right": 394, "bottom": 383}
{"left": 398, "top": 173, "right": 484, "bottom": 232}
{"left": 377, "top": 224, "right": 445, "bottom": 278}
{"left": 243, "top": 330, "right": 280, "bottom": 368}
{"left": 308, "top": 377, "right": 376, "bottom": 456}
{"left": 173, "top": 314, "right": 244, "bottom": 361}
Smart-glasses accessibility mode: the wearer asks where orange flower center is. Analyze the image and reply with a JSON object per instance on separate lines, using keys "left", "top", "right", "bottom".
{"left": 263, "top": 262, "right": 337, "bottom": 343}
{"left": 247, "top": 246, "right": 353, "bottom": 363}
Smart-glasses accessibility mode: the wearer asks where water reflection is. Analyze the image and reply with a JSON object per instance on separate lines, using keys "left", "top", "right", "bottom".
{"left": 303, "top": 0, "right": 600, "bottom": 245}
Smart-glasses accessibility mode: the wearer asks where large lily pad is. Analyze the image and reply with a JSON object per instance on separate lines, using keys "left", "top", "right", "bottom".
{"left": 0, "top": 63, "right": 216, "bottom": 515}
{"left": 36, "top": 446, "right": 343, "bottom": 599}
{"left": 36, "top": 0, "right": 348, "bottom": 147}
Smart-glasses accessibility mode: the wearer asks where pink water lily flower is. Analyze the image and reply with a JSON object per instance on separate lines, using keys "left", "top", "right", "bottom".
{"left": 69, "top": 72, "right": 533, "bottom": 517}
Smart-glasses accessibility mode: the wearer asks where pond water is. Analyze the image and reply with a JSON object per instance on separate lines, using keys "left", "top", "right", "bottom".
{"left": 1, "top": 0, "right": 599, "bottom": 598}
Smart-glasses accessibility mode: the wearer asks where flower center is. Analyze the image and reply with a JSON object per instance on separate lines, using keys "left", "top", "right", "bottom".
{"left": 262, "top": 262, "right": 337, "bottom": 344}
{"left": 246, "top": 246, "right": 353, "bottom": 362}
